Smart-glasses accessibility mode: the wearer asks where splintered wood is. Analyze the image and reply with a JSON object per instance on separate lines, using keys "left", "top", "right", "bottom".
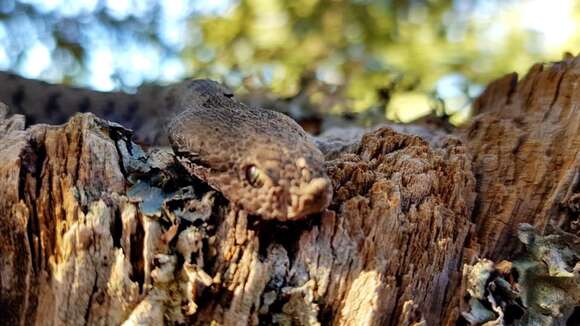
{"left": 0, "top": 111, "right": 475, "bottom": 325}
{"left": 466, "top": 59, "right": 580, "bottom": 259}
{"left": 1, "top": 56, "right": 579, "bottom": 325}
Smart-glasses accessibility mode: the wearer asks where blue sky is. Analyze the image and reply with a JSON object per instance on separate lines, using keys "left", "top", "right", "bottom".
{"left": 0, "top": 0, "right": 236, "bottom": 90}
{"left": 0, "top": 0, "right": 577, "bottom": 102}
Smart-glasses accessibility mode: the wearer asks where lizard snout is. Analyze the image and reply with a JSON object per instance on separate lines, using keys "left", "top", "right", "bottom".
{"left": 286, "top": 177, "right": 332, "bottom": 218}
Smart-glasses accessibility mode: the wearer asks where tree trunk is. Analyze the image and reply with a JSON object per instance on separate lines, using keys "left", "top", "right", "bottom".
{"left": 1, "top": 57, "right": 579, "bottom": 325}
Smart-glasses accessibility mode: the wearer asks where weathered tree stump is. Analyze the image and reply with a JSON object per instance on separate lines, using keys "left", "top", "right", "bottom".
{"left": 1, "top": 57, "right": 579, "bottom": 325}
{"left": 465, "top": 60, "right": 580, "bottom": 259}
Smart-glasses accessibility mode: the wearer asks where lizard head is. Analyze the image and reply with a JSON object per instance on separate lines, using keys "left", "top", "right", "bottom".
{"left": 167, "top": 79, "right": 333, "bottom": 221}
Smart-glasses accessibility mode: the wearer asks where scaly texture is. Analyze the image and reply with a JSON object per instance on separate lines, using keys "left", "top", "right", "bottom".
{"left": 167, "top": 79, "right": 332, "bottom": 221}
{"left": 0, "top": 73, "right": 333, "bottom": 221}
{"left": 2, "top": 57, "right": 580, "bottom": 325}
{"left": 0, "top": 71, "right": 167, "bottom": 144}
{"left": 0, "top": 110, "right": 476, "bottom": 325}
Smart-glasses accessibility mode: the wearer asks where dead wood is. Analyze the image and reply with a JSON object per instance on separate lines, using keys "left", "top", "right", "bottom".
{"left": 1, "top": 57, "right": 579, "bottom": 326}
{"left": 465, "top": 57, "right": 580, "bottom": 259}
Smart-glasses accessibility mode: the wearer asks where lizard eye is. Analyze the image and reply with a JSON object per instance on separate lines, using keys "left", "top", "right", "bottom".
{"left": 245, "top": 165, "right": 265, "bottom": 188}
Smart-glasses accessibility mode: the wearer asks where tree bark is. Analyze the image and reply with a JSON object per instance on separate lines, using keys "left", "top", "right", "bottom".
{"left": 1, "top": 57, "right": 579, "bottom": 325}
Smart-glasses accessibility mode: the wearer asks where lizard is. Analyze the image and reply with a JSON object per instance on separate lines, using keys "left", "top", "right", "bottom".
{"left": 0, "top": 72, "right": 333, "bottom": 221}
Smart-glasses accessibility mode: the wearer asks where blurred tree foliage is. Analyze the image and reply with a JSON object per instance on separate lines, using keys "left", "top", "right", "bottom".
{"left": 1, "top": 0, "right": 579, "bottom": 123}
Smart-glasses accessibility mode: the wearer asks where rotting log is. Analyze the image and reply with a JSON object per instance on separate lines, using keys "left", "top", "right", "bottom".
{"left": 445, "top": 57, "right": 580, "bottom": 325}
{"left": 464, "top": 58, "right": 580, "bottom": 259}
{"left": 0, "top": 57, "right": 579, "bottom": 326}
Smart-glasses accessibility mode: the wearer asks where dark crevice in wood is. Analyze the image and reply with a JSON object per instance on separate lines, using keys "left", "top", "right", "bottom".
{"left": 505, "top": 73, "right": 519, "bottom": 106}
{"left": 128, "top": 213, "right": 145, "bottom": 290}
{"left": 1, "top": 57, "right": 579, "bottom": 324}
{"left": 549, "top": 69, "right": 567, "bottom": 109}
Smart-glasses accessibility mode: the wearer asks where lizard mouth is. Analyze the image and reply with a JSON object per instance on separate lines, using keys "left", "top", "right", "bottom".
{"left": 286, "top": 177, "right": 333, "bottom": 219}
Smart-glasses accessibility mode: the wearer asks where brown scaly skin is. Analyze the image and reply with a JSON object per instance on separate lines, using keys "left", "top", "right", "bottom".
{"left": 167, "top": 80, "right": 332, "bottom": 221}
{"left": 0, "top": 71, "right": 169, "bottom": 144}
{"left": 0, "top": 72, "right": 333, "bottom": 220}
